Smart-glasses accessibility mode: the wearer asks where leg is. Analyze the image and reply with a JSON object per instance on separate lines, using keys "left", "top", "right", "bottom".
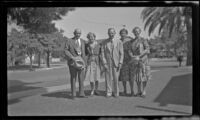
{"left": 69, "top": 66, "right": 77, "bottom": 97}
{"left": 129, "top": 80, "right": 135, "bottom": 96}
{"left": 105, "top": 69, "right": 112, "bottom": 96}
{"left": 136, "top": 73, "right": 142, "bottom": 96}
{"left": 142, "top": 81, "right": 147, "bottom": 96}
{"left": 122, "top": 81, "right": 127, "bottom": 95}
{"left": 78, "top": 70, "right": 85, "bottom": 97}
{"left": 94, "top": 81, "right": 100, "bottom": 95}
{"left": 113, "top": 67, "right": 120, "bottom": 97}
{"left": 90, "top": 82, "right": 95, "bottom": 96}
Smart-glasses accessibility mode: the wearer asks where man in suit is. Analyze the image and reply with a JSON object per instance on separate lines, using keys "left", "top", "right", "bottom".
{"left": 64, "top": 28, "right": 87, "bottom": 99}
{"left": 100, "top": 28, "right": 124, "bottom": 97}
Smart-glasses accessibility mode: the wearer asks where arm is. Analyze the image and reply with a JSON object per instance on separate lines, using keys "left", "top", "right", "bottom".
{"left": 139, "top": 39, "right": 150, "bottom": 58}
{"left": 100, "top": 43, "right": 107, "bottom": 66}
{"left": 64, "top": 39, "right": 74, "bottom": 60}
{"left": 119, "top": 41, "right": 124, "bottom": 65}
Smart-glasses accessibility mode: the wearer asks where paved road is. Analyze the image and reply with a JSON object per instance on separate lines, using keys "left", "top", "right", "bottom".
{"left": 7, "top": 60, "right": 192, "bottom": 116}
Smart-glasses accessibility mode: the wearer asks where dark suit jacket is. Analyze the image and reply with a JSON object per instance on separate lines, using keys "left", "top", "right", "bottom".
{"left": 64, "top": 37, "right": 87, "bottom": 66}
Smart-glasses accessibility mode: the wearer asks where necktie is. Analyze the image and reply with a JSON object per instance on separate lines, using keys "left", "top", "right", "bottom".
{"left": 75, "top": 40, "right": 79, "bottom": 47}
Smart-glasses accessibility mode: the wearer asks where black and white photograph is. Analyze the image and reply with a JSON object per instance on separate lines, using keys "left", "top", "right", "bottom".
{"left": 5, "top": 2, "right": 199, "bottom": 117}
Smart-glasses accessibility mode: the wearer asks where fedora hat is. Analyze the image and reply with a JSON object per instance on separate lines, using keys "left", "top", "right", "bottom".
{"left": 70, "top": 56, "right": 85, "bottom": 70}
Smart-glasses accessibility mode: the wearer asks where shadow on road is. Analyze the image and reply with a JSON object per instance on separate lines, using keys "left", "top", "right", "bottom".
{"left": 136, "top": 105, "right": 191, "bottom": 115}
{"left": 41, "top": 90, "right": 106, "bottom": 99}
{"left": 154, "top": 73, "right": 192, "bottom": 106}
{"left": 8, "top": 80, "right": 42, "bottom": 93}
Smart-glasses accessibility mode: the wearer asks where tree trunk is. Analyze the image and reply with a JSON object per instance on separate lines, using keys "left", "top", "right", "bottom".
{"left": 186, "top": 33, "right": 192, "bottom": 66}
{"left": 186, "top": 20, "right": 192, "bottom": 66}
{"left": 46, "top": 51, "right": 50, "bottom": 68}
{"left": 12, "top": 57, "right": 15, "bottom": 67}
{"left": 38, "top": 52, "right": 41, "bottom": 67}
{"left": 29, "top": 55, "right": 33, "bottom": 70}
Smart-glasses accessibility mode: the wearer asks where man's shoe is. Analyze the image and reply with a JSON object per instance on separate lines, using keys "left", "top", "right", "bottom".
{"left": 79, "top": 95, "right": 88, "bottom": 98}
{"left": 113, "top": 95, "right": 119, "bottom": 98}
{"left": 94, "top": 90, "right": 101, "bottom": 96}
{"left": 71, "top": 96, "right": 76, "bottom": 100}
{"left": 106, "top": 93, "right": 112, "bottom": 98}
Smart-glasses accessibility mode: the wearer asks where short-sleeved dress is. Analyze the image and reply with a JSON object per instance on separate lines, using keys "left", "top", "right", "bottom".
{"left": 85, "top": 41, "right": 101, "bottom": 82}
{"left": 119, "top": 37, "right": 132, "bottom": 82}
{"left": 128, "top": 37, "right": 151, "bottom": 82}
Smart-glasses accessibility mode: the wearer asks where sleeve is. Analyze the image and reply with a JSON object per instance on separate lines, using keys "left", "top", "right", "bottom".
{"left": 143, "top": 39, "right": 150, "bottom": 54}
{"left": 119, "top": 41, "right": 124, "bottom": 64}
{"left": 100, "top": 42, "right": 107, "bottom": 65}
{"left": 64, "top": 39, "right": 74, "bottom": 60}
{"left": 128, "top": 42, "right": 134, "bottom": 57}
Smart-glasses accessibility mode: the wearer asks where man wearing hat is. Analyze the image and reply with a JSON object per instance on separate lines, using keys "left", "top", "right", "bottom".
{"left": 64, "top": 28, "right": 87, "bottom": 99}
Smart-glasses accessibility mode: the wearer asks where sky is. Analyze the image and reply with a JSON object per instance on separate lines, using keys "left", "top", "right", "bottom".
{"left": 8, "top": 7, "right": 159, "bottom": 39}
{"left": 53, "top": 7, "right": 158, "bottom": 40}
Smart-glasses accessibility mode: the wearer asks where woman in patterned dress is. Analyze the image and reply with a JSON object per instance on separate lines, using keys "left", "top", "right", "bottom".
{"left": 128, "top": 27, "right": 151, "bottom": 98}
{"left": 85, "top": 32, "right": 102, "bottom": 96}
{"left": 118, "top": 28, "right": 135, "bottom": 96}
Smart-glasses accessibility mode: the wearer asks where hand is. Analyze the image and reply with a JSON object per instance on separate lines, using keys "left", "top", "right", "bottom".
{"left": 71, "top": 56, "right": 76, "bottom": 61}
{"left": 103, "top": 64, "right": 109, "bottom": 71}
{"left": 132, "top": 56, "right": 140, "bottom": 61}
{"left": 117, "top": 63, "right": 122, "bottom": 72}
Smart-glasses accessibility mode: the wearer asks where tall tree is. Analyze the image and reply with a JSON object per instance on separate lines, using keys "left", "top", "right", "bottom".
{"left": 8, "top": 7, "right": 75, "bottom": 67}
{"left": 20, "top": 32, "right": 41, "bottom": 70}
{"left": 7, "top": 28, "right": 24, "bottom": 66}
{"left": 141, "top": 7, "right": 192, "bottom": 65}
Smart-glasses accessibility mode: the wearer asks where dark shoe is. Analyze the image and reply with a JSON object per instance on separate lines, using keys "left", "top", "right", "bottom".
{"left": 106, "top": 93, "right": 112, "bottom": 98}
{"left": 79, "top": 95, "right": 88, "bottom": 98}
{"left": 140, "top": 94, "right": 146, "bottom": 98}
{"left": 113, "top": 95, "right": 119, "bottom": 98}
{"left": 135, "top": 92, "right": 142, "bottom": 97}
{"left": 140, "top": 92, "right": 146, "bottom": 98}
{"left": 94, "top": 90, "right": 100, "bottom": 96}
{"left": 121, "top": 91, "right": 127, "bottom": 96}
{"left": 71, "top": 96, "right": 76, "bottom": 100}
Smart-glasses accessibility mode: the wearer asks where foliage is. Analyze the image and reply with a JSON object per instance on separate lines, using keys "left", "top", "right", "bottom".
{"left": 141, "top": 7, "right": 192, "bottom": 65}
{"left": 7, "top": 8, "right": 75, "bottom": 68}
{"left": 7, "top": 7, "right": 75, "bottom": 34}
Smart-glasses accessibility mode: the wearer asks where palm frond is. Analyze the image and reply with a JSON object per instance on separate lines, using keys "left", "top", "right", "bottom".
{"left": 141, "top": 7, "right": 157, "bottom": 21}
{"left": 148, "top": 20, "right": 160, "bottom": 36}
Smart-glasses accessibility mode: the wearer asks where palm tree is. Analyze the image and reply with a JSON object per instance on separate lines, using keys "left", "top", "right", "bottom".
{"left": 141, "top": 7, "right": 192, "bottom": 65}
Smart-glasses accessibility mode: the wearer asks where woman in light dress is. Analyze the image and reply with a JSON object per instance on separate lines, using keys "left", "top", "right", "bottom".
{"left": 85, "top": 32, "right": 102, "bottom": 96}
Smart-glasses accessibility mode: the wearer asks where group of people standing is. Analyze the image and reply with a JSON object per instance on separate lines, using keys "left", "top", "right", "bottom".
{"left": 64, "top": 27, "right": 151, "bottom": 100}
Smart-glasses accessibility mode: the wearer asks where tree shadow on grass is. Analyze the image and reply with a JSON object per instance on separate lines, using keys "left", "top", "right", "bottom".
{"left": 154, "top": 73, "right": 192, "bottom": 106}
{"left": 8, "top": 80, "right": 42, "bottom": 93}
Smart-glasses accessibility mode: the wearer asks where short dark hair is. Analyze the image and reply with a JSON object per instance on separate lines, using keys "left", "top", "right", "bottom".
{"left": 108, "top": 28, "right": 116, "bottom": 33}
{"left": 119, "top": 28, "right": 128, "bottom": 35}
{"left": 87, "top": 32, "right": 96, "bottom": 39}
{"left": 132, "top": 27, "right": 141, "bottom": 33}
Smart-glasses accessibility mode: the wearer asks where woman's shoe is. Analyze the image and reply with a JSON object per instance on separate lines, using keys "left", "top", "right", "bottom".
{"left": 140, "top": 92, "right": 146, "bottom": 98}
{"left": 90, "top": 90, "right": 94, "bottom": 96}
{"left": 135, "top": 92, "right": 142, "bottom": 97}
